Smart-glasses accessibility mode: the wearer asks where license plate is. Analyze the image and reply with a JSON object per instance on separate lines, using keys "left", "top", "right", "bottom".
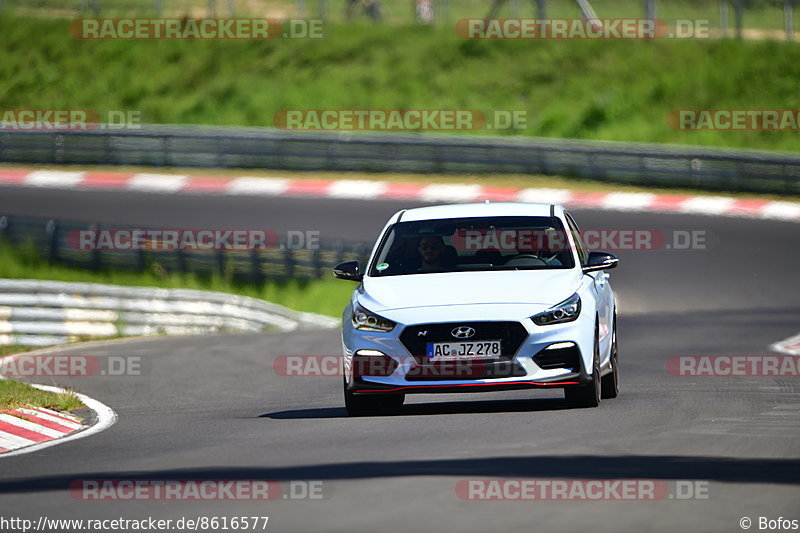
{"left": 426, "top": 340, "right": 502, "bottom": 360}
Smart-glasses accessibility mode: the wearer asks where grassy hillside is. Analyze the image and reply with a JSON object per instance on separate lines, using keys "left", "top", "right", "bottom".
{"left": 1, "top": 15, "right": 799, "bottom": 151}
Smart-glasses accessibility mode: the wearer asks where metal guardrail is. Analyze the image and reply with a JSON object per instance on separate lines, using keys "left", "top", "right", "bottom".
{"left": 0, "top": 279, "right": 339, "bottom": 347}
{"left": 1, "top": 125, "right": 798, "bottom": 194}
{"left": 0, "top": 215, "right": 349, "bottom": 346}
{"left": 0, "top": 215, "right": 372, "bottom": 283}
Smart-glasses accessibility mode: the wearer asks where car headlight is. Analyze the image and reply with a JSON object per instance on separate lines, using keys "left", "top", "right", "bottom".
{"left": 531, "top": 293, "right": 581, "bottom": 326}
{"left": 352, "top": 305, "right": 396, "bottom": 332}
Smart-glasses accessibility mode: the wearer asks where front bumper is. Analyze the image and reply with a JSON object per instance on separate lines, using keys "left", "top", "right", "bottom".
{"left": 342, "top": 310, "right": 595, "bottom": 395}
{"left": 348, "top": 373, "right": 586, "bottom": 395}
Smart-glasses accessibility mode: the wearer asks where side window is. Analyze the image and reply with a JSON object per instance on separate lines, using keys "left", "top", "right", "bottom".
{"left": 564, "top": 212, "right": 587, "bottom": 265}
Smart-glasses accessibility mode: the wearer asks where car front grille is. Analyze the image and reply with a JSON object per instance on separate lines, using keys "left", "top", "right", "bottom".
{"left": 399, "top": 321, "right": 529, "bottom": 361}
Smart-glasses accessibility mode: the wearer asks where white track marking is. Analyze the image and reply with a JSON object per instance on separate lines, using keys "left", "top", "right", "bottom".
{"left": 515, "top": 188, "right": 573, "bottom": 204}
{"left": 126, "top": 173, "right": 187, "bottom": 192}
{"left": 419, "top": 184, "right": 482, "bottom": 203}
{"left": 771, "top": 332, "right": 800, "bottom": 355}
{"left": 602, "top": 192, "right": 656, "bottom": 211}
{"left": 678, "top": 196, "right": 737, "bottom": 215}
{"left": 761, "top": 202, "right": 800, "bottom": 221}
{"left": 226, "top": 177, "right": 290, "bottom": 196}
{"left": 25, "top": 170, "right": 85, "bottom": 188}
{"left": 327, "top": 180, "right": 388, "bottom": 199}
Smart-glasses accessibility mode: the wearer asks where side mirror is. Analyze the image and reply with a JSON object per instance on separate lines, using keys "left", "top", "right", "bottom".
{"left": 582, "top": 251, "right": 619, "bottom": 273}
{"left": 333, "top": 260, "right": 363, "bottom": 281}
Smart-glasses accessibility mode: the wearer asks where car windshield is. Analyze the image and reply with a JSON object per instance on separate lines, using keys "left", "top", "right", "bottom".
{"left": 369, "top": 216, "right": 575, "bottom": 277}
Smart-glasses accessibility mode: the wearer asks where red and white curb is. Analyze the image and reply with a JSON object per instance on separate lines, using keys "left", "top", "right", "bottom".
{"left": 1, "top": 168, "right": 799, "bottom": 222}
{"left": 0, "top": 405, "right": 83, "bottom": 453}
{"left": 772, "top": 332, "right": 800, "bottom": 356}
{"left": 0, "top": 383, "right": 116, "bottom": 458}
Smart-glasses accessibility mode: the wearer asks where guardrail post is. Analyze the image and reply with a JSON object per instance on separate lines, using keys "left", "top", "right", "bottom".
{"left": 535, "top": 0, "right": 546, "bottom": 18}
{"left": 176, "top": 249, "right": 187, "bottom": 274}
{"left": 0, "top": 216, "right": 9, "bottom": 246}
{"left": 105, "top": 134, "right": 112, "bottom": 163}
{"left": 312, "top": 247, "right": 323, "bottom": 278}
{"left": 54, "top": 133, "right": 65, "bottom": 164}
{"left": 719, "top": 0, "right": 729, "bottom": 36}
{"left": 88, "top": 223, "right": 101, "bottom": 271}
{"left": 216, "top": 136, "right": 225, "bottom": 167}
{"left": 46, "top": 219, "right": 59, "bottom": 265}
{"left": 284, "top": 249, "right": 295, "bottom": 278}
{"left": 734, "top": 0, "right": 743, "bottom": 39}
{"left": 335, "top": 242, "right": 346, "bottom": 266}
{"left": 438, "top": 0, "right": 449, "bottom": 25}
{"left": 358, "top": 243, "right": 372, "bottom": 269}
{"left": 433, "top": 144, "right": 443, "bottom": 173}
{"left": 216, "top": 250, "right": 226, "bottom": 278}
{"left": 136, "top": 248, "right": 146, "bottom": 272}
{"left": 250, "top": 249, "right": 263, "bottom": 283}
{"left": 162, "top": 135, "right": 170, "bottom": 166}
{"left": 643, "top": 0, "right": 656, "bottom": 20}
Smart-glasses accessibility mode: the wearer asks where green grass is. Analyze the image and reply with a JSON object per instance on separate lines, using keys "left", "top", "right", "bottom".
{"left": 0, "top": 243, "right": 353, "bottom": 318}
{"left": 0, "top": 379, "right": 84, "bottom": 411}
{"left": 0, "top": 345, "right": 39, "bottom": 357}
{"left": 0, "top": 15, "right": 799, "bottom": 152}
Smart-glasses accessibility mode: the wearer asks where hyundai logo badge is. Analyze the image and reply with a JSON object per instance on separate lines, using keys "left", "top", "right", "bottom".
{"left": 451, "top": 326, "right": 476, "bottom": 339}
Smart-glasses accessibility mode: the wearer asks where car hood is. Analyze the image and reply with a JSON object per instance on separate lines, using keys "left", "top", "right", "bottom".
{"left": 360, "top": 270, "right": 582, "bottom": 312}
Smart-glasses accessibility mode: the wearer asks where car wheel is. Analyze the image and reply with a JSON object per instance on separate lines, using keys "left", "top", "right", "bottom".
{"left": 601, "top": 318, "right": 619, "bottom": 399}
{"left": 565, "top": 327, "right": 601, "bottom": 408}
{"left": 343, "top": 378, "right": 404, "bottom": 416}
{"left": 380, "top": 394, "right": 405, "bottom": 412}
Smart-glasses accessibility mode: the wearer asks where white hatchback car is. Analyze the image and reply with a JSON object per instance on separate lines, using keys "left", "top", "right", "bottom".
{"left": 335, "top": 202, "right": 619, "bottom": 416}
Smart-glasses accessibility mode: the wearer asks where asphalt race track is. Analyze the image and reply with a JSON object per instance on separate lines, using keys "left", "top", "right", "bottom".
{"left": 0, "top": 185, "right": 798, "bottom": 533}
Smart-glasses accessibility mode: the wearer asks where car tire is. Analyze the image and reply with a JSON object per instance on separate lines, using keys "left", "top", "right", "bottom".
{"left": 601, "top": 317, "right": 619, "bottom": 399}
{"left": 565, "top": 326, "right": 601, "bottom": 408}
{"left": 380, "top": 394, "right": 405, "bottom": 412}
{"left": 343, "top": 378, "right": 405, "bottom": 416}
